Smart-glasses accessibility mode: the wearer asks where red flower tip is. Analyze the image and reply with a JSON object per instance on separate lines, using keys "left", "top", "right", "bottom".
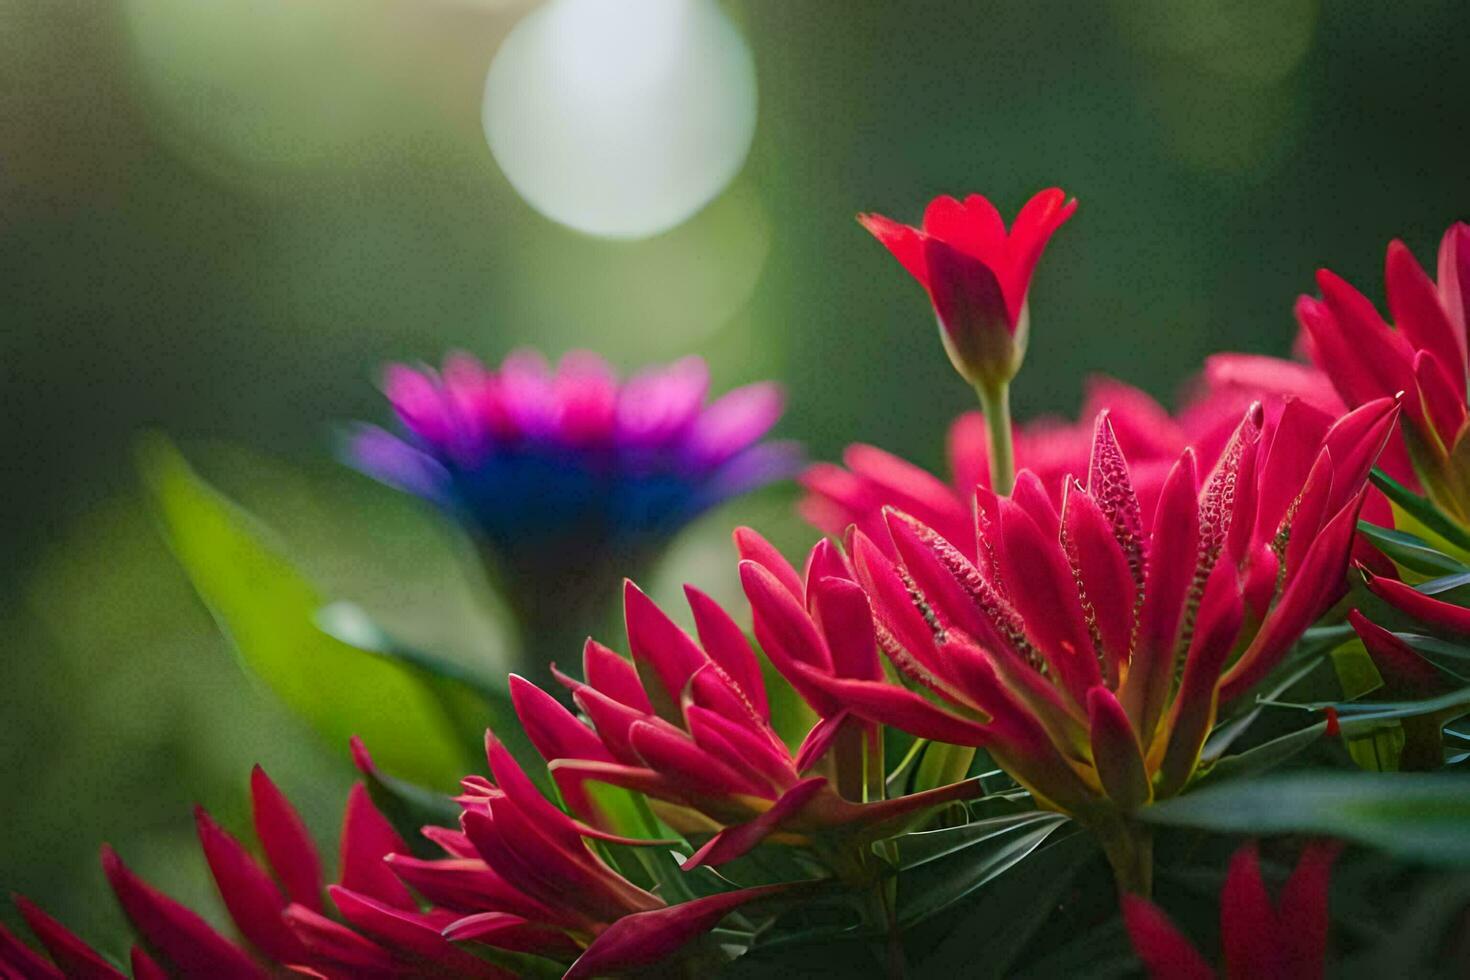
{"left": 1323, "top": 705, "right": 1341, "bottom": 738}
{"left": 861, "top": 188, "right": 1075, "bottom": 388}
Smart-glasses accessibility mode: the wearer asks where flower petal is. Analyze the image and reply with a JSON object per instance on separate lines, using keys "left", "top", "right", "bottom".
{"left": 565, "top": 884, "right": 796, "bottom": 980}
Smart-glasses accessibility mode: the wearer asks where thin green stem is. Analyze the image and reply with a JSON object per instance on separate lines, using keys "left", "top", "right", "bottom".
{"left": 974, "top": 380, "right": 1015, "bottom": 496}
{"left": 1097, "top": 815, "right": 1154, "bottom": 897}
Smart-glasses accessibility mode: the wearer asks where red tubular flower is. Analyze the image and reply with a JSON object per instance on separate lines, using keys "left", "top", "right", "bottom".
{"left": 859, "top": 189, "right": 1076, "bottom": 388}
{"left": 801, "top": 372, "right": 1350, "bottom": 563}
{"left": 1295, "top": 223, "right": 1470, "bottom": 520}
{"left": 788, "top": 398, "right": 1395, "bottom": 887}
{"left": 1124, "top": 841, "right": 1341, "bottom": 979}
{"left": 506, "top": 576, "right": 978, "bottom": 872}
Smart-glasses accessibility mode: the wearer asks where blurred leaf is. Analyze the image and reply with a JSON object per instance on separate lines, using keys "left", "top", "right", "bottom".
{"left": 138, "top": 434, "right": 472, "bottom": 788}
{"left": 1141, "top": 772, "right": 1470, "bottom": 864}
{"left": 1357, "top": 522, "right": 1469, "bottom": 578}
{"left": 896, "top": 815, "right": 1072, "bottom": 925}
{"left": 315, "top": 600, "right": 540, "bottom": 771}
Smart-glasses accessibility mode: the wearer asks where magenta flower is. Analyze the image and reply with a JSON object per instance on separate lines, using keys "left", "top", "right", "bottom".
{"left": 859, "top": 190, "right": 1076, "bottom": 388}
{"left": 349, "top": 350, "right": 797, "bottom": 547}
{"left": 786, "top": 398, "right": 1395, "bottom": 890}
{"left": 503, "top": 573, "right": 979, "bottom": 872}
{"left": 345, "top": 349, "right": 800, "bottom": 681}
{"left": 1124, "top": 842, "right": 1341, "bottom": 979}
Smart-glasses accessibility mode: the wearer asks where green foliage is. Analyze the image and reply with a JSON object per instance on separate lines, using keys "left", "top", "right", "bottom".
{"left": 138, "top": 435, "right": 477, "bottom": 788}
{"left": 1141, "top": 772, "right": 1470, "bottom": 865}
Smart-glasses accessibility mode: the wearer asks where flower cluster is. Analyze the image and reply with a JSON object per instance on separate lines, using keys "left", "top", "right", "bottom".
{"left": 17, "top": 185, "right": 1466, "bottom": 978}
{"left": 514, "top": 569, "right": 981, "bottom": 873}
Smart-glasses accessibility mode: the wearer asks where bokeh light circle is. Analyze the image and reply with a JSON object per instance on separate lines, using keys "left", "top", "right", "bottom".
{"left": 482, "top": 0, "right": 758, "bottom": 239}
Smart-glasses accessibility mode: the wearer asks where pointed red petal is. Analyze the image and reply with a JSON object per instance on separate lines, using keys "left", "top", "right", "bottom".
{"left": 1086, "top": 686, "right": 1150, "bottom": 809}
{"left": 1062, "top": 480, "right": 1137, "bottom": 681}
{"left": 858, "top": 212, "right": 930, "bottom": 288}
{"left": 682, "top": 778, "right": 828, "bottom": 869}
{"left": 1121, "top": 894, "right": 1214, "bottom": 980}
{"left": 195, "top": 806, "right": 306, "bottom": 963}
{"left": 1221, "top": 842, "right": 1281, "bottom": 978}
{"left": 250, "top": 766, "right": 324, "bottom": 913}
{"left": 101, "top": 846, "right": 264, "bottom": 980}
{"left": 740, "top": 560, "right": 838, "bottom": 716}
{"left": 1362, "top": 567, "right": 1470, "bottom": 636}
{"left": 13, "top": 896, "right": 125, "bottom": 980}
{"left": 339, "top": 784, "right": 416, "bottom": 911}
{"left": 685, "top": 585, "right": 769, "bottom": 719}
{"left": 628, "top": 720, "right": 769, "bottom": 798}
{"left": 0, "top": 919, "right": 65, "bottom": 980}
{"left": 565, "top": 884, "right": 795, "bottom": 980}
{"left": 1347, "top": 609, "right": 1446, "bottom": 696}
{"left": 283, "top": 903, "right": 398, "bottom": 973}
{"left": 1088, "top": 411, "right": 1148, "bottom": 595}
{"left": 624, "top": 580, "right": 711, "bottom": 723}
{"left": 809, "top": 575, "right": 883, "bottom": 682}
{"left": 508, "top": 674, "right": 613, "bottom": 763}
{"left": 327, "top": 886, "right": 512, "bottom": 979}
{"left": 1123, "top": 450, "right": 1198, "bottom": 742}
{"left": 1413, "top": 350, "right": 1467, "bottom": 449}
{"left": 994, "top": 496, "right": 1101, "bottom": 708}
{"left": 1275, "top": 841, "right": 1342, "bottom": 979}
{"left": 1387, "top": 239, "right": 1464, "bottom": 400}
{"left": 732, "top": 526, "right": 805, "bottom": 598}
{"left": 580, "top": 639, "right": 653, "bottom": 714}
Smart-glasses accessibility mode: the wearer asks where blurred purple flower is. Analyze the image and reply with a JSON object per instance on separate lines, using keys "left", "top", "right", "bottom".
{"left": 344, "top": 349, "right": 800, "bottom": 677}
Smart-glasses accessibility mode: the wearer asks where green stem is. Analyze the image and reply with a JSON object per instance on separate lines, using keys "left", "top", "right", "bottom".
{"left": 975, "top": 380, "right": 1015, "bottom": 496}
{"left": 1097, "top": 816, "right": 1154, "bottom": 897}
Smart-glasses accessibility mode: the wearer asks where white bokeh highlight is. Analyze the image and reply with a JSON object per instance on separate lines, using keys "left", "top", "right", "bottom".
{"left": 482, "top": 0, "right": 758, "bottom": 239}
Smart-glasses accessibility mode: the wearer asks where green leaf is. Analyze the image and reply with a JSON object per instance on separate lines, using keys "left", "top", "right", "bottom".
{"left": 314, "top": 601, "right": 542, "bottom": 774}
{"left": 1193, "top": 721, "right": 1326, "bottom": 788}
{"left": 1140, "top": 772, "right": 1470, "bottom": 864}
{"left": 1394, "top": 634, "right": 1470, "bottom": 683}
{"left": 913, "top": 830, "right": 1097, "bottom": 978}
{"left": 894, "top": 811, "right": 1066, "bottom": 871}
{"left": 139, "top": 435, "right": 472, "bottom": 788}
{"left": 896, "top": 815, "right": 1073, "bottom": 925}
{"left": 1356, "top": 522, "right": 1469, "bottom": 578}
{"left": 1371, "top": 469, "right": 1470, "bottom": 556}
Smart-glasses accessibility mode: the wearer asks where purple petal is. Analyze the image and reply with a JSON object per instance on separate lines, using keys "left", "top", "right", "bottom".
{"left": 340, "top": 424, "right": 451, "bottom": 503}
{"left": 615, "top": 356, "right": 710, "bottom": 448}
{"left": 683, "top": 382, "right": 785, "bottom": 468}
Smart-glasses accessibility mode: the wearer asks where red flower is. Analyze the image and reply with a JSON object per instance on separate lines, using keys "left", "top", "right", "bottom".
{"left": 1123, "top": 841, "right": 1341, "bottom": 979}
{"left": 785, "top": 398, "right": 1394, "bottom": 888}
{"left": 1295, "top": 223, "right": 1470, "bottom": 520}
{"left": 511, "top": 574, "right": 980, "bottom": 872}
{"left": 859, "top": 189, "right": 1076, "bottom": 387}
{"left": 1, "top": 752, "right": 789, "bottom": 979}
{"left": 801, "top": 371, "right": 1350, "bottom": 562}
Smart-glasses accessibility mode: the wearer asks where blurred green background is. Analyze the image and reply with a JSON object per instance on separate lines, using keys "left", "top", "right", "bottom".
{"left": 2, "top": 0, "right": 1467, "bottom": 958}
